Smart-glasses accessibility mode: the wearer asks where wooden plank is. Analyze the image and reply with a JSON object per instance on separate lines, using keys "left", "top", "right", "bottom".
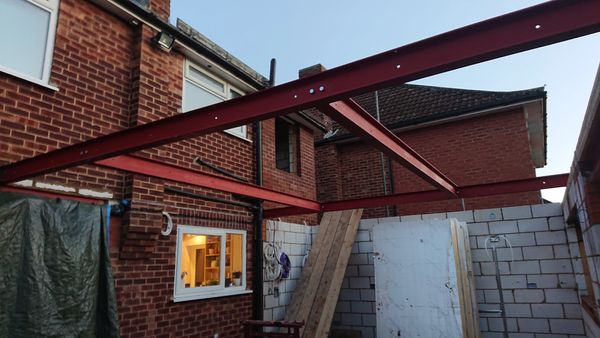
{"left": 314, "top": 209, "right": 363, "bottom": 338}
{"left": 450, "top": 222, "right": 469, "bottom": 338}
{"left": 285, "top": 211, "right": 342, "bottom": 323}
{"left": 303, "top": 209, "right": 355, "bottom": 337}
{"left": 460, "top": 222, "right": 481, "bottom": 338}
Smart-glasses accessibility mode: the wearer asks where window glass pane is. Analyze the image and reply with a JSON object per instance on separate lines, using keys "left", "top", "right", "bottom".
{"left": 179, "top": 234, "right": 221, "bottom": 288}
{"left": 0, "top": 0, "right": 50, "bottom": 79}
{"left": 183, "top": 80, "right": 223, "bottom": 112}
{"left": 188, "top": 66, "right": 224, "bottom": 93}
{"left": 226, "top": 233, "right": 244, "bottom": 288}
{"left": 230, "top": 89, "right": 242, "bottom": 99}
{"left": 276, "top": 118, "right": 292, "bottom": 171}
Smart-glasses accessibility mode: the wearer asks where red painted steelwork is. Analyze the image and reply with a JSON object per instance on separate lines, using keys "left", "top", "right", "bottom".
{"left": 0, "top": 186, "right": 105, "bottom": 204}
{"left": 321, "top": 99, "right": 457, "bottom": 195}
{"left": 263, "top": 174, "right": 569, "bottom": 218}
{"left": 95, "top": 155, "right": 322, "bottom": 211}
{"left": 1, "top": 0, "right": 599, "bottom": 184}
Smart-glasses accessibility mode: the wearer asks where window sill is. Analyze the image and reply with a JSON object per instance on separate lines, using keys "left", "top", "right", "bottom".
{"left": 223, "top": 129, "right": 253, "bottom": 143}
{"left": 0, "top": 67, "right": 59, "bottom": 92}
{"left": 173, "top": 288, "right": 252, "bottom": 302}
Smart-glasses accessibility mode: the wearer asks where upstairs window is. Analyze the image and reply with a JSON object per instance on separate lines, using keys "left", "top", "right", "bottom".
{"left": 275, "top": 118, "right": 299, "bottom": 173}
{"left": 0, "top": 0, "right": 59, "bottom": 86}
{"left": 182, "top": 60, "right": 247, "bottom": 139}
{"left": 174, "top": 226, "right": 248, "bottom": 301}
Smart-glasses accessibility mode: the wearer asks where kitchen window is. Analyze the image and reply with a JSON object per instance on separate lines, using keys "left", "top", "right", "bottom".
{"left": 174, "top": 225, "right": 249, "bottom": 301}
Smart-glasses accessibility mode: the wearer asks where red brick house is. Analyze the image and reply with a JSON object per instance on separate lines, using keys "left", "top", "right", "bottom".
{"left": 0, "top": 0, "right": 320, "bottom": 336}
{"left": 315, "top": 69, "right": 547, "bottom": 219}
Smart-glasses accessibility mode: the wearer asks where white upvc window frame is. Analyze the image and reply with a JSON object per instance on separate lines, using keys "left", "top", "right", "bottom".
{"left": 182, "top": 60, "right": 249, "bottom": 140}
{"left": 0, "top": 0, "right": 59, "bottom": 90}
{"left": 173, "top": 225, "right": 250, "bottom": 302}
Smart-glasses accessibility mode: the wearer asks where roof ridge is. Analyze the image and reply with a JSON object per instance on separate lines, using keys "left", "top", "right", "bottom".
{"left": 400, "top": 83, "right": 545, "bottom": 95}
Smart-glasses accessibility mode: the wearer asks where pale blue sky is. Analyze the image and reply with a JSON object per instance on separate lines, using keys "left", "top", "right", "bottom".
{"left": 171, "top": 1, "right": 600, "bottom": 202}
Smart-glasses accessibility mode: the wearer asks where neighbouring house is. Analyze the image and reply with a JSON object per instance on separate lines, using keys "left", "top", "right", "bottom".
{"left": 310, "top": 64, "right": 547, "bottom": 219}
{"left": 0, "top": 0, "right": 320, "bottom": 337}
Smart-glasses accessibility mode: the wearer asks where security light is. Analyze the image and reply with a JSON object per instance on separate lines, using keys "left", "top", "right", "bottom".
{"left": 153, "top": 31, "right": 175, "bottom": 52}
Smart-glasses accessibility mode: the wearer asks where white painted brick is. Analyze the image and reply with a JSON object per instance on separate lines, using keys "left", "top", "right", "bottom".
{"left": 553, "top": 245, "right": 570, "bottom": 258}
{"left": 540, "top": 259, "right": 573, "bottom": 273}
{"left": 505, "top": 233, "right": 537, "bottom": 246}
{"left": 545, "top": 289, "right": 579, "bottom": 303}
{"left": 510, "top": 261, "right": 540, "bottom": 274}
{"left": 358, "top": 241, "right": 373, "bottom": 253}
{"left": 377, "top": 216, "right": 400, "bottom": 224}
{"left": 475, "top": 208, "right": 503, "bottom": 222}
{"left": 469, "top": 222, "right": 490, "bottom": 236}
{"left": 517, "top": 318, "right": 550, "bottom": 333}
{"left": 505, "top": 303, "right": 532, "bottom": 317}
{"left": 349, "top": 277, "right": 370, "bottom": 289}
{"left": 548, "top": 217, "right": 566, "bottom": 230}
{"left": 476, "top": 275, "right": 498, "bottom": 289}
{"left": 421, "top": 212, "right": 446, "bottom": 220}
{"left": 527, "top": 274, "right": 558, "bottom": 288}
{"left": 360, "top": 289, "right": 375, "bottom": 301}
{"left": 549, "top": 319, "right": 585, "bottom": 334}
{"left": 489, "top": 221, "right": 519, "bottom": 234}
{"left": 447, "top": 210, "right": 474, "bottom": 223}
{"left": 351, "top": 301, "right": 373, "bottom": 314}
{"left": 531, "top": 304, "right": 564, "bottom": 318}
{"left": 355, "top": 230, "right": 370, "bottom": 242}
{"left": 563, "top": 304, "right": 582, "bottom": 318}
{"left": 400, "top": 214, "right": 421, "bottom": 222}
{"left": 502, "top": 205, "right": 533, "bottom": 220}
{"left": 518, "top": 218, "right": 549, "bottom": 232}
{"left": 536, "top": 231, "right": 567, "bottom": 245}
{"left": 558, "top": 274, "right": 576, "bottom": 288}
{"left": 532, "top": 203, "right": 562, "bottom": 217}
{"left": 358, "top": 265, "right": 374, "bottom": 277}
{"left": 500, "top": 275, "right": 527, "bottom": 289}
{"left": 514, "top": 289, "right": 545, "bottom": 303}
{"left": 522, "top": 246, "right": 554, "bottom": 260}
{"left": 481, "top": 262, "right": 510, "bottom": 275}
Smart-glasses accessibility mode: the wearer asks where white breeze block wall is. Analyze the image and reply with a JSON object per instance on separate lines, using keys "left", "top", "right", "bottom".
{"left": 263, "top": 221, "right": 318, "bottom": 321}
{"left": 330, "top": 203, "right": 587, "bottom": 338}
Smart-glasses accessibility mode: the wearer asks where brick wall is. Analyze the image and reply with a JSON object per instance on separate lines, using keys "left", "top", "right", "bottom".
{"left": 330, "top": 203, "right": 586, "bottom": 338}
{"left": 317, "top": 108, "right": 542, "bottom": 219}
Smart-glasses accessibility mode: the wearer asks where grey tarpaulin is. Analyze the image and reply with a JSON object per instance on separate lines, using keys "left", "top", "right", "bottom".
{"left": 0, "top": 193, "right": 120, "bottom": 338}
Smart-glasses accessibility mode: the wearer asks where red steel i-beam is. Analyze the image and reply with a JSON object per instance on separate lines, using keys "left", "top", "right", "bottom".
{"left": 95, "top": 155, "right": 322, "bottom": 212}
{"left": 263, "top": 174, "right": 569, "bottom": 218}
{"left": 320, "top": 99, "right": 457, "bottom": 195}
{"left": 1, "top": 0, "right": 599, "bottom": 184}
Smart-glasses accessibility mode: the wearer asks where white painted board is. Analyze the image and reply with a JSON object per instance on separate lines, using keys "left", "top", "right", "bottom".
{"left": 373, "top": 219, "right": 463, "bottom": 338}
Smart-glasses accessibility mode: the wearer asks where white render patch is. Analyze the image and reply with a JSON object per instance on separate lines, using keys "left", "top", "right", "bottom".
{"left": 78, "top": 188, "right": 113, "bottom": 199}
{"left": 13, "top": 180, "right": 34, "bottom": 187}
{"left": 35, "top": 182, "right": 76, "bottom": 193}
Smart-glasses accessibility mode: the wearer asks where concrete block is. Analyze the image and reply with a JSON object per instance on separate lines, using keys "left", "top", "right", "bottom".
{"left": 567, "top": 228, "right": 577, "bottom": 243}
{"left": 265, "top": 294, "right": 278, "bottom": 308}
{"left": 358, "top": 241, "right": 373, "bottom": 253}
{"left": 400, "top": 215, "right": 421, "bottom": 222}
{"left": 487, "top": 317, "right": 505, "bottom": 331}
{"left": 507, "top": 334, "right": 534, "bottom": 338}
{"left": 534, "top": 334, "right": 568, "bottom": 338}
{"left": 355, "top": 230, "right": 370, "bottom": 242}
{"left": 478, "top": 235, "right": 509, "bottom": 249}
{"left": 360, "top": 289, "right": 375, "bottom": 301}
{"left": 505, "top": 233, "right": 537, "bottom": 247}
{"left": 497, "top": 247, "right": 523, "bottom": 261}
{"left": 290, "top": 223, "right": 304, "bottom": 233}
{"left": 522, "top": 246, "right": 554, "bottom": 260}
{"left": 341, "top": 313, "right": 362, "bottom": 326}
{"left": 481, "top": 332, "right": 504, "bottom": 338}
{"left": 335, "top": 300, "right": 350, "bottom": 313}
{"left": 360, "top": 218, "right": 378, "bottom": 227}
{"left": 263, "top": 308, "right": 273, "bottom": 320}
{"left": 479, "top": 318, "right": 489, "bottom": 331}
{"left": 510, "top": 261, "right": 541, "bottom": 274}
{"left": 339, "top": 289, "right": 361, "bottom": 301}
{"left": 345, "top": 265, "right": 358, "bottom": 277}
{"left": 475, "top": 208, "right": 503, "bottom": 222}
{"left": 532, "top": 203, "right": 563, "bottom": 217}
{"left": 527, "top": 274, "right": 558, "bottom": 288}
{"left": 553, "top": 245, "right": 570, "bottom": 259}
{"left": 481, "top": 262, "right": 510, "bottom": 275}
{"left": 489, "top": 221, "right": 519, "bottom": 234}
{"left": 517, "top": 318, "right": 550, "bottom": 333}
{"left": 377, "top": 216, "right": 400, "bottom": 224}
{"left": 476, "top": 275, "right": 498, "bottom": 289}
{"left": 548, "top": 217, "right": 566, "bottom": 230}
{"left": 536, "top": 231, "right": 567, "bottom": 245}
{"left": 473, "top": 262, "right": 481, "bottom": 276}
{"left": 545, "top": 289, "right": 579, "bottom": 303}
{"left": 359, "top": 327, "right": 375, "bottom": 338}
{"left": 349, "top": 277, "right": 370, "bottom": 289}
{"left": 504, "top": 303, "right": 532, "bottom": 317}
{"left": 478, "top": 303, "right": 503, "bottom": 317}
{"left": 469, "top": 222, "right": 490, "bottom": 236}
{"left": 518, "top": 218, "right": 549, "bottom": 232}
{"left": 549, "top": 319, "right": 585, "bottom": 334}
{"left": 506, "top": 318, "right": 518, "bottom": 332}
{"left": 349, "top": 253, "right": 368, "bottom": 265}
{"left": 514, "top": 289, "right": 545, "bottom": 303}
{"left": 563, "top": 304, "right": 582, "bottom": 318}
{"left": 351, "top": 301, "right": 373, "bottom": 314}
{"left": 273, "top": 306, "right": 285, "bottom": 320}
{"left": 470, "top": 236, "right": 478, "bottom": 249}
{"left": 558, "top": 274, "right": 576, "bottom": 288}
{"left": 531, "top": 304, "right": 564, "bottom": 318}
{"left": 502, "top": 205, "right": 533, "bottom": 220}
{"left": 279, "top": 291, "right": 291, "bottom": 306}
{"left": 540, "top": 259, "right": 573, "bottom": 274}
{"left": 447, "top": 210, "right": 474, "bottom": 223}
{"left": 358, "top": 265, "right": 374, "bottom": 277}
{"left": 568, "top": 243, "right": 580, "bottom": 258}
{"left": 500, "top": 275, "right": 527, "bottom": 289}
{"left": 283, "top": 230, "right": 297, "bottom": 243}
{"left": 277, "top": 222, "right": 291, "bottom": 232}
{"left": 421, "top": 212, "right": 447, "bottom": 220}
{"left": 362, "top": 313, "right": 376, "bottom": 326}
{"left": 472, "top": 249, "right": 492, "bottom": 262}
{"left": 484, "top": 289, "right": 499, "bottom": 303}
{"left": 477, "top": 290, "right": 486, "bottom": 302}
{"left": 351, "top": 243, "right": 359, "bottom": 254}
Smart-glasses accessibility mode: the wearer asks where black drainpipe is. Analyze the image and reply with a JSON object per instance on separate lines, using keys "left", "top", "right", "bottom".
{"left": 252, "top": 58, "right": 276, "bottom": 320}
